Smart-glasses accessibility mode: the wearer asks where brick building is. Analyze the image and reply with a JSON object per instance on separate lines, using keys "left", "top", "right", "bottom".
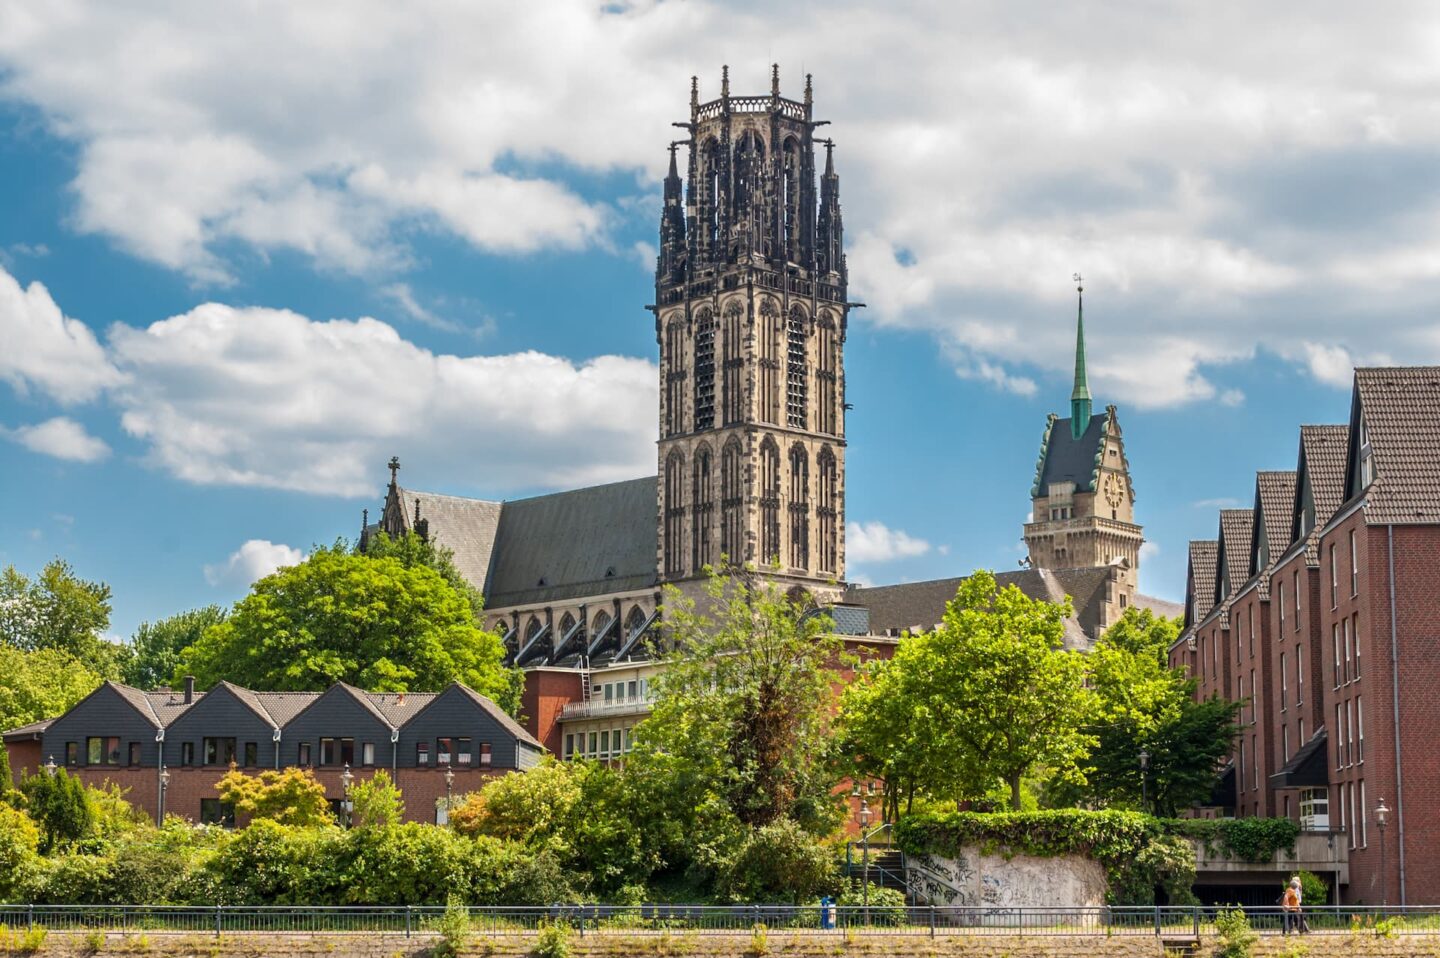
{"left": 3, "top": 678, "right": 543, "bottom": 826}
{"left": 1172, "top": 367, "right": 1440, "bottom": 904}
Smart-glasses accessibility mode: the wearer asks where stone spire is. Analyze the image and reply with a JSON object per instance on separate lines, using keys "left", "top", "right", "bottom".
{"left": 1070, "top": 276, "right": 1091, "bottom": 440}
{"left": 656, "top": 142, "right": 686, "bottom": 283}
{"left": 816, "top": 140, "right": 845, "bottom": 279}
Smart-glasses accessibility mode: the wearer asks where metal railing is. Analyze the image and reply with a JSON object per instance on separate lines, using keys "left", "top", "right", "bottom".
{"left": 1, "top": 904, "right": 1438, "bottom": 939}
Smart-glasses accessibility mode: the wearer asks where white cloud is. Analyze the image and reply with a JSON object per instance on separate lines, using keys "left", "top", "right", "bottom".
{"left": 1193, "top": 497, "right": 1242, "bottom": 509}
{"left": 204, "top": 539, "right": 306, "bottom": 588}
{"left": 3, "top": 417, "right": 111, "bottom": 463}
{"left": 847, "top": 521, "right": 932, "bottom": 564}
{"left": 0, "top": 268, "right": 122, "bottom": 403}
{"left": 4, "top": 2, "right": 1440, "bottom": 398}
{"left": 1139, "top": 541, "right": 1160, "bottom": 563}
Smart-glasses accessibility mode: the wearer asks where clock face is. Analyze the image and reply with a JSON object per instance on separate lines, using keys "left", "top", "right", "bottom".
{"left": 1104, "top": 473, "right": 1126, "bottom": 509}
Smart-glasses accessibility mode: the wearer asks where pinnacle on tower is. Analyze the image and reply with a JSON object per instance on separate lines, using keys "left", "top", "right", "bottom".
{"left": 1070, "top": 277, "right": 1091, "bottom": 440}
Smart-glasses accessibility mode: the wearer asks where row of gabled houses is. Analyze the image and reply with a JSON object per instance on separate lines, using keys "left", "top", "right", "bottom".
{"left": 3, "top": 678, "right": 543, "bottom": 826}
{"left": 1170, "top": 366, "right": 1440, "bottom": 906}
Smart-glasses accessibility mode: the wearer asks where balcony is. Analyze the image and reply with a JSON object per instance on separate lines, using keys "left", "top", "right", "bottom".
{"left": 1192, "top": 829, "right": 1349, "bottom": 886}
{"left": 557, "top": 697, "right": 656, "bottom": 722}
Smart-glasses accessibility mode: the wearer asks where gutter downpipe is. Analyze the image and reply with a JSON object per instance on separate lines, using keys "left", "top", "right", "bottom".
{"left": 391, "top": 727, "right": 400, "bottom": 777}
{"left": 272, "top": 727, "right": 282, "bottom": 770}
{"left": 1388, "top": 523, "right": 1407, "bottom": 904}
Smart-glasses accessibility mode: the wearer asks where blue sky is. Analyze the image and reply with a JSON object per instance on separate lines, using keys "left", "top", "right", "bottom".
{"left": 1, "top": 1, "right": 1433, "bottom": 639}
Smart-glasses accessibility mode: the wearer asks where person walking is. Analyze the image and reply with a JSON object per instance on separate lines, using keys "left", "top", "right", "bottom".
{"left": 1281, "top": 877, "right": 1303, "bottom": 935}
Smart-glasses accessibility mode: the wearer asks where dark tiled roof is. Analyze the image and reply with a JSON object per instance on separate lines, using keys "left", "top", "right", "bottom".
{"left": 845, "top": 566, "right": 1118, "bottom": 649}
{"left": 2, "top": 718, "right": 53, "bottom": 740}
{"left": 398, "top": 487, "right": 503, "bottom": 592}
{"left": 366, "top": 691, "right": 439, "bottom": 727}
{"left": 1185, "top": 540, "right": 1218, "bottom": 628}
{"left": 1217, "top": 509, "right": 1254, "bottom": 600}
{"left": 484, "top": 477, "right": 657, "bottom": 608}
{"left": 251, "top": 691, "right": 321, "bottom": 726}
{"left": 1296, "top": 425, "right": 1350, "bottom": 562}
{"left": 1135, "top": 594, "right": 1183, "bottom": 619}
{"left": 450, "top": 683, "right": 543, "bottom": 749}
{"left": 1031, "top": 413, "right": 1108, "bottom": 496}
{"left": 1251, "top": 471, "right": 1297, "bottom": 597}
{"left": 211, "top": 681, "right": 280, "bottom": 728}
{"left": 1351, "top": 367, "right": 1440, "bottom": 524}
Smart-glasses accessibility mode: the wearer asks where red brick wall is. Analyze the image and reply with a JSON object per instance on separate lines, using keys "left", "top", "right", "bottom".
{"left": 521, "top": 670, "right": 584, "bottom": 755}
{"left": 1229, "top": 586, "right": 1272, "bottom": 818}
{"left": 1265, "top": 551, "right": 1325, "bottom": 825}
{"left": 5, "top": 738, "right": 42, "bottom": 783}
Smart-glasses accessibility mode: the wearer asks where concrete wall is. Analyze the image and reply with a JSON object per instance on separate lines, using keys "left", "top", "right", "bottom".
{"left": 906, "top": 849, "right": 1108, "bottom": 909}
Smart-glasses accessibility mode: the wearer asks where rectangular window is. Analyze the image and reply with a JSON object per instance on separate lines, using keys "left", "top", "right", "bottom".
{"left": 416, "top": 742, "right": 430, "bottom": 765}
{"left": 1332, "top": 624, "right": 1341, "bottom": 688}
{"left": 1343, "top": 617, "right": 1353, "bottom": 683}
{"left": 1283, "top": 725, "right": 1291, "bottom": 762}
{"left": 1280, "top": 652, "right": 1288, "bottom": 709}
{"left": 627, "top": 680, "right": 637, "bottom": 700}
{"left": 319, "top": 738, "right": 335, "bottom": 766}
{"left": 65, "top": 742, "right": 77, "bottom": 765}
{"left": 361, "top": 742, "right": 375, "bottom": 767}
{"left": 204, "top": 737, "right": 236, "bottom": 766}
{"left": 1335, "top": 705, "right": 1344, "bottom": 768}
{"left": 1356, "top": 696, "right": 1364, "bottom": 763}
{"left": 639, "top": 678, "right": 649, "bottom": 700}
{"left": 199, "top": 799, "right": 236, "bottom": 829}
{"left": 624, "top": 728, "right": 634, "bottom": 752}
{"left": 1251, "top": 671, "right": 1257, "bottom": 725}
{"left": 1279, "top": 580, "right": 1287, "bottom": 630}
{"left": 588, "top": 731, "right": 597, "bottom": 756}
{"left": 1346, "top": 701, "right": 1355, "bottom": 766}
{"left": 244, "top": 742, "right": 258, "bottom": 767}
{"left": 1338, "top": 786, "right": 1347, "bottom": 844}
{"left": 1253, "top": 734, "right": 1260, "bottom": 790}
{"left": 456, "top": 738, "right": 472, "bottom": 765}
{"left": 128, "top": 742, "right": 141, "bottom": 766}
{"left": 1360, "top": 780, "right": 1368, "bottom": 847}
{"left": 1353, "top": 613, "right": 1361, "bottom": 679}
{"left": 1350, "top": 530, "right": 1359, "bottom": 596}
{"left": 1330, "top": 544, "right": 1338, "bottom": 609}
{"left": 437, "top": 737, "right": 453, "bottom": 765}
{"left": 1296, "top": 644, "right": 1304, "bottom": 706}
{"left": 87, "top": 737, "right": 102, "bottom": 764}
{"left": 1248, "top": 606, "right": 1254, "bottom": 658}
{"left": 604, "top": 684, "right": 614, "bottom": 704}
{"left": 1349, "top": 783, "right": 1358, "bottom": 850}
{"left": 1239, "top": 739, "right": 1246, "bottom": 792}
{"left": 564, "top": 734, "right": 574, "bottom": 760}
{"left": 1299, "top": 718, "right": 1305, "bottom": 744}
{"left": 182, "top": 741, "right": 194, "bottom": 766}
{"left": 298, "top": 742, "right": 311, "bottom": 766}
{"left": 339, "top": 738, "right": 354, "bottom": 767}
{"left": 601, "top": 730, "right": 611, "bottom": 758}
{"left": 479, "top": 743, "right": 492, "bottom": 768}
{"left": 106, "top": 737, "right": 120, "bottom": 765}
{"left": 1294, "top": 570, "right": 1302, "bottom": 630}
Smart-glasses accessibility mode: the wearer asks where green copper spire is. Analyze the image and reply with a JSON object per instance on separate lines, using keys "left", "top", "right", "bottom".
{"left": 1070, "top": 275, "right": 1091, "bottom": 440}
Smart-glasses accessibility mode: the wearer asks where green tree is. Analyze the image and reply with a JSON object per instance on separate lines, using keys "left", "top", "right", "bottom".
{"left": 450, "top": 760, "right": 582, "bottom": 843}
{"left": 349, "top": 770, "right": 404, "bottom": 829}
{"left": 842, "top": 571, "right": 1096, "bottom": 811}
{"left": 1057, "top": 608, "right": 1241, "bottom": 815}
{"left": 215, "top": 767, "right": 335, "bottom": 827}
{"left": 21, "top": 767, "right": 94, "bottom": 852}
{"left": 177, "top": 543, "right": 519, "bottom": 711}
{"left": 0, "top": 560, "right": 124, "bottom": 677}
{"left": 123, "top": 606, "right": 226, "bottom": 690}
{"left": 0, "top": 646, "right": 104, "bottom": 733}
{"left": 639, "top": 568, "right": 845, "bottom": 832}
{"left": 361, "top": 531, "right": 485, "bottom": 622}
{"left": 0, "top": 803, "right": 41, "bottom": 901}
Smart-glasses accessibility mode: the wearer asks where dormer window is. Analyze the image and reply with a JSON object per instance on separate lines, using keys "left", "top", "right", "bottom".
{"left": 1358, "top": 417, "right": 1374, "bottom": 489}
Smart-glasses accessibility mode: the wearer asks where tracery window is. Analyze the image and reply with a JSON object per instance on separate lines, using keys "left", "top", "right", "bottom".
{"left": 788, "top": 445, "right": 810, "bottom": 569}
{"left": 722, "top": 301, "right": 744, "bottom": 425}
{"left": 781, "top": 137, "right": 802, "bottom": 262}
{"left": 786, "top": 305, "right": 808, "bottom": 429}
{"left": 818, "top": 448, "right": 839, "bottom": 573}
{"left": 665, "top": 318, "right": 685, "bottom": 436}
{"left": 692, "top": 445, "right": 714, "bottom": 571}
{"left": 664, "top": 451, "right": 685, "bottom": 577}
{"left": 759, "top": 299, "right": 780, "bottom": 424}
{"left": 693, "top": 308, "right": 716, "bottom": 430}
{"left": 817, "top": 313, "right": 837, "bottom": 434}
{"left": 760, "top": 438, "right": 781, "bottom": 564}
{"left": 720, "top": 439, "right": 744, "bottom": 563}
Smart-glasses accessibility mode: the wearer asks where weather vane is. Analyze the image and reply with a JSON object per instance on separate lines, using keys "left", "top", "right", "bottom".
{"left": 1073, "top": 272, "right": 1083, "bottom": 293}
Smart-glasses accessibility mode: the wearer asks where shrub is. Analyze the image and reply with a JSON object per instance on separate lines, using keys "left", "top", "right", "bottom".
{"left": 425, "top": 897, "right": 472, "bottom": 958}
{"left": 20, "top": 768, "right": 93, "bottom": 852}
{"left": 533, "top": 919, "right": 572, "bottom": 958}
{"left": 30, "top": 853, "right": 116, "bottom": 904}
{"left": 349, "top": 770, "right": 404, "bottom": 829}
{"left": 0, "top": 803, "right": 42, "bottom": 900}
{"left": 342, "top": 823, "right": 479, "bottom": 904}
{"left": 1296, "top": 869, "right": 1328, "bottom": 907}
{"left": 836, "top": 880, "right": 907, "bottom": 927}
{"left": 720, "top": 819, "right": 838, "bottom": 903}
{"left": 1215, "top": 907, "right": 1256, "bottom": 958}
{"left": 215, "top": 767, "right": 334, "bottom": 827}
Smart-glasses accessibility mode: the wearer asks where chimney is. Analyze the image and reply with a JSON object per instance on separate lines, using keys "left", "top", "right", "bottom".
{"left": 184, "top": 675, "right": 195, "bottom": 704}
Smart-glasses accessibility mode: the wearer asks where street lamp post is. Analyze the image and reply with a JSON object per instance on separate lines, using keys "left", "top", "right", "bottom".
{"left": 1376, "top": 798, "right": 1390, "bottom": 911}
{"left": 340, "top": 764, "right": 354, "bottom": 828}
{"left": 444, "top": 767, "right": 455, "bottom": 824}
{"left": 44, "top": 755, "right": 56, "bottom": 777}
{"left": 1139, "top": 750, "right": 1150, "bottom": 814}
{"left": 158, "top": 767, "right": 170, "bottom": 826}
{"left": 858, "top": 798, "right": 872, "bottom": 926}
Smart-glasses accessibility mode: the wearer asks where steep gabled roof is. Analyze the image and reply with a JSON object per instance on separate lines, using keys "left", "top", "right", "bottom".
{"left": 1185, "top": 540, "right": 1218, "bottom": 629}
{"left": 1215, "top": 509, "right": 1254, "bottom": 604}
{"left": 284, "top": 683, "right": 397, "bottom": 731}
{"left": 1031, "top": 412, "right": 1108, "bottom": 496}
{"left": 1346, "top": 367, "right": 1440, "bottom": 524}
{"left": 250, "top": 692, "right": 322, "bottom": 726}
{"left": 1249, "top": 471, "right": 1297, "bottom": 595}
{"left": 396, "top": 487, "right": 503, "bottom": 592}
{"left": 450, "top": 684, "right": 543, "bottom": 750}
{"left": 365, "top": 691, "right": 439, "bottom": 727}
{"left": 1290, "top": 425, "right": 1349, "bottom": 563}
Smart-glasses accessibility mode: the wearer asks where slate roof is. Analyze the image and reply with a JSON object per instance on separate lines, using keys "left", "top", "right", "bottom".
{"left": 1031, "top": 413, "right": 1108, "bottom": 496}
{"left": 845, "top": 565, "right": 1149, "bottom": 650}
{"left": 1296, "top": 425, "right": 1350, "bottom": 562}
{"left": 451, "top": 683, "right": 543, "bottom": 749}
{"left": 1350, "top": 367, "right": 1440, "bottom": 524}
{"left": 1, "top": 718, "right": 53, "bottom": 741}
{"left": 484, "top": 477, "right": 657, "bottom": 608}
{"left": 1217, "top": 509, "right": 1254, "bottom": 601}
{"left": 1185, "top": 540, "right": 1218, "bottom": 629}
{"left": 367, "top": 691, "right": 440, "bottom": 727}
{"left": 250, "top": 692, "right": 322, "bottom": 727}
{"left": 1250, "top": 471, "right": 1298, "bottom": 598}
{"left": 397, "top": 487, "right": 503, "bottom": 593}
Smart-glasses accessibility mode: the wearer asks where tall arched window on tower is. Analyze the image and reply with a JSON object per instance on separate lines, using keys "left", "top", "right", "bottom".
{"left": 692, "top": 444, "right": 713, "bottom": 571}
{"left": 722, "top": 301, "right": 744, "bottom": 425}
{"left": 760, "top": 438, "right": 781, "bottom": 564}
{"left": 781, "top": 137, "right": 802, "bottom": 263}
{"left": 664, "top": 451, "right": 686, "bottom": 577}
{"left": 786, "top": 305, "right": 808, "bottom": 429}
{"left": 701, "top": 138, "right": 722, "bottom": 258}
{"left": 721, "top": 439, "right": 744, "bottom": 563}
{"left": 732, "top": 132, "right": 766, "bottom": 255}
{"left": 788, "top": 444, "right": 810, "bottom": 570}
{"left": 817, "top": 312, "right": 837, "bottom": 435}
{"left": 818, "top": 447, "right": 838, "bottom": 573}
{"left": 693, "top": 307, "right": 715, "bottom": 431}
{"left": 665, "top": 318, "right": 686, "bottom": 436}
{"left": 760, "top": 299, "right": 780, "bottom": 424}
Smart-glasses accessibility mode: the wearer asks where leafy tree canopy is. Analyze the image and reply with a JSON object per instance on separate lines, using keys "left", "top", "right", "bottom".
{"left": 0, "top": 560, "right": 125, "bottom": 678}
{"left": 840, "top": 570, "right": 1096, "bottom": 811}
{"left": 360, "top": 531, "right": 485, "bottom": 621}
{"left": 0, "top": 645, "right": 104, "bottom": 733}
{"left": 349, "top": 770, "right": 404, "bottom": 829}
{"left": 123, "top": 606, "right": 226, "bottom": 690}
{"left": 176, "top": 543, "right": 519, "bottom": 711}
{"left": 216, "top": 767, "right": 335, "bottom": 827}
{"left": 20, "top": 767, "right": 94, "bottom": 853}
{"left": 640, "top": 568, "right": 846, "bottom": 833}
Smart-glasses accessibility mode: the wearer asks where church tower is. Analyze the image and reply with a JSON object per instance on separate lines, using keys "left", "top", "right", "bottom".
{"left": 653, "top": 66, "right": 848, "bottom": 595}
{"left": 1023, "top": 280, "right": 1144, "bottom": 621}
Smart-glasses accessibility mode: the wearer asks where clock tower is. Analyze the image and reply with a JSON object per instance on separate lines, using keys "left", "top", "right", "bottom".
{"left": 1022, "top": 281, "right": 1144, "bottom": 626}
